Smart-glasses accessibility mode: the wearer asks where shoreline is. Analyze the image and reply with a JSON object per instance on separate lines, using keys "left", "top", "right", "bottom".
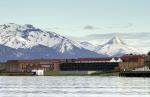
{"left": 1, "top": 71, "right": 150, "bottom": 77}
{"left": 0, "top": 71, "right": 120, "bottom": 76}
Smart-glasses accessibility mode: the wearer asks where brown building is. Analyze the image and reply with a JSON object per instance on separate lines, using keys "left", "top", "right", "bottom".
{"left": 5, "top": 59, "right": 76, "bottom": 72}
{"left": 145, "top": 55, "right": 150, "bottom": 68}
{"left": 119, "top": 54, "right": 145, "bottom": 70}
{"left": 4, "top": 54, "right": 145, "bottom": 73}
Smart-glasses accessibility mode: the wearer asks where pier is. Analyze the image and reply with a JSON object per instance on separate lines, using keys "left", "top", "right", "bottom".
{"left": 119, "top": 71, "right": 150, "bottom": 77}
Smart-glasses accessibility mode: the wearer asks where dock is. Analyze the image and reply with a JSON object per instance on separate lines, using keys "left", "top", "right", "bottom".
{"left": 119, "top": 71, "right": 150, "bottom": 77}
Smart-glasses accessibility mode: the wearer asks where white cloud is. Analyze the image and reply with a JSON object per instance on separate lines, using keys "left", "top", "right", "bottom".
{"left": 107, "top": 23, "right": 134, "bottom": 29}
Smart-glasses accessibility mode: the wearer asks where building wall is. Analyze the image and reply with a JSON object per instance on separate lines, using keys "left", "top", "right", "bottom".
{"left": 119, "top": 62, "right": 142, "bottom": 70}
{"left": 6, "top": 60, "right": 60, "bottom": 72}
{"left": 119, "top": 58, "right": 145, "bottom": 70}
{"left": 5, "top": 55, "right": 145, "bottom": 72}
{"left": 145, "top": 55, "right": 150, "bottom": 68}
{"left": 119, "top": 55, "right": 145, "bottom": 70}
{"left": 60, "top": 62, "right": 119, "bottom": 71}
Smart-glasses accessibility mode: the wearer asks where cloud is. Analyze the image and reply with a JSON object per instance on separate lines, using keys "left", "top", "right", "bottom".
{"left": 50, "top": 27, "right": 60, "bottom": 29}
{"left": 83, "top": 23, "right": 133, "bottom": 30}
{"left": 107, "top": 23, "right": 134, "bottom": 29}
{"left": 83, "top": 25, "right": 95, "bottom": 30}
{"left": 125, "top": 23, "right": 133, "bottom": 28}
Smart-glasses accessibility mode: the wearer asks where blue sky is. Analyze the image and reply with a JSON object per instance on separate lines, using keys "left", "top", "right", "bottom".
{"left": 0, "top": 0, "right": 149, "bottom": 36}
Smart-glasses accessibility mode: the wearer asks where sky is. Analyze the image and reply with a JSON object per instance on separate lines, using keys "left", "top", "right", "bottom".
{"left": 0, "top": 0, "right": 149, "bottom": 36}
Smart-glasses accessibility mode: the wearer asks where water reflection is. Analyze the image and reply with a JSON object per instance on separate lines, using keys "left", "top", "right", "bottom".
{"left": 0, "top": 76, "right": 150, "bottom": 97}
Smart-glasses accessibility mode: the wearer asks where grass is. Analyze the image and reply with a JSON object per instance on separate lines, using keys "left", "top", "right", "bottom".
{"left": 44, "top": 71, "right": 120, "bottom": 76}
{"left": 44, "top": 71, "right": 60, "bottom": 76}
{"left": 44, "top": 71, "right": 88, "bottom": 76}
{"left": 0, "top": 70, "right": 120, "bottom": 76}
{"left": 0, "top": 72, "right": 33, "bottom": 76}
{"left": 90, "top": 70, "right": 120, "bottom": 76}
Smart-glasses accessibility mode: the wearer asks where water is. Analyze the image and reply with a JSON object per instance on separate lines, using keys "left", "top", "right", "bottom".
{"left": 0, "top": 76, "right": 150, "bottom": 97}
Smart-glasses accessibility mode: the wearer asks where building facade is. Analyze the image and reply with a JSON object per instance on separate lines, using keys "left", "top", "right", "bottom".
{"left": 119, "top": 55, "right": 145, "bottom": 70}
{"left": 145, "top": 55, "right": 150, "bottom": 68}
{"left": 5, "top": 59, "right": 75, "bottom": 72}
{"left": 60, "top": 62, "right": 119, "bottom": 71}
{"left": 4, "top": 54, "right": 145, "bottom": 73}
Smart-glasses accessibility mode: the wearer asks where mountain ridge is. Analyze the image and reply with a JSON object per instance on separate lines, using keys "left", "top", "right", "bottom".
{"left": 0, "top": 23, "right": 106, "bottom": 61}
{"left": 0, "top": 23, "right": 142, "bottom": 61}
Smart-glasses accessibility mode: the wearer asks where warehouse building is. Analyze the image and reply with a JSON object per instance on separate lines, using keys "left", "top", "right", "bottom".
{"left": 5, "top": 59, "right": 75, "bottom": 72}
{"left": 119, "top": 54, "right": 145, "bottom": 70}
{"left": 60, "top": 62, "right": 119, "bottom": 71}
{"left": 4, "top": 54, "right": 145, "bottom": 73}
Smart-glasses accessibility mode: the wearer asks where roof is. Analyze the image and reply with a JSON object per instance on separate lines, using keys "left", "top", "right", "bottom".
{"left": 78, "top": 58, "right": 112, "bottom": 61}
{"left": 121, "top": 54, "right": 145, "bottom": 62}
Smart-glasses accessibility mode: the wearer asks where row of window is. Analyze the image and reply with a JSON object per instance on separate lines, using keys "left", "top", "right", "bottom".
{"left": 60, "top": 62, "right": 119, "bottom": 71}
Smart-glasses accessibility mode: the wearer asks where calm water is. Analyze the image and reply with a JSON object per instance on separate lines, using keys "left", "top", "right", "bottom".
{"left": 0, "top": 76, "right": 150, "bottom": 97}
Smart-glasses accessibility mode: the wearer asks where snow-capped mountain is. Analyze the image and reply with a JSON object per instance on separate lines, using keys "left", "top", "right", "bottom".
{"left": 0, "top": 45, "right": 23, "bottom": 61}
{"left": 0, "top": 23, "right": 105, "bottom": 61}
{"left": 71, "top": 33, "right": 148, "bottom": 53}
{"left": 0, "top": 23, "right": 143, "bottom": 61}
{"left": 95, "top": 36, "right": 142, "bottom": 57}
{"left": 0, "top": 23, "right": 82, "bottom": 52}
{"left": 80, "top": 41, "right": 96, "bottom": 51}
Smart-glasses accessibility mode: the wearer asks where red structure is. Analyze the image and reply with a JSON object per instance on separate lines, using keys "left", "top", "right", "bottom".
{"left": 77, "top": 58, "right": 112, "bottom": 62}
{"left": 119, "top": 54, "right": 145, "bottom": 70}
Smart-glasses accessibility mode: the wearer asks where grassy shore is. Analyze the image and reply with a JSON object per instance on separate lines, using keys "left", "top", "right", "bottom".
{"left": 90, "top": 71, "right": 120, "bottom": 76}
{"left": 0, "top": 71, "right": 120, "bottom": 76}
{"left": 0, "top": 72, "right": 33, "bottom": 76}
{"left": 44, "top": 71, "right": 120, "bottom": 76}
{"left": 44, "top": 71, "right": 89, "bottom": 76}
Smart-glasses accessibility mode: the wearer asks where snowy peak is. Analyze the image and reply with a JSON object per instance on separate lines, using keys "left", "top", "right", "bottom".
{"left": 0, "top": 23, "right": 42, "bottom": 34}
{"left": 80, "top": 41, "right": 96, "bottom": 51}
{"left": 0, "top": 23, "right": 35, "bottom": 30}
{"left": 95, "top": 36, "right": 142, "bottom": 57}
{"left": 52, "top": 38, "right": 82, "bottom": 53}
{"left": 0, "top": 23, "right": 20, "bottom": 32}
{"left": 0, "top": 23, "right": 83, "bottom": 53}
{"left": 0, "top": 23, "right": 41, "bottom": 48}
{"left": 80, "top": 41, "right": 94, "bottom": 46}
{"left": 23, "top": 24, "right": 36, "bottom": 29}
{"left": 106, "top": 35, "right": 126, "bottom": 45}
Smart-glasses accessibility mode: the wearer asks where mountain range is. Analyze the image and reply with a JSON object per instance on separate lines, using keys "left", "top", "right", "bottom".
{"left": 71, "top": 32, "right": 148, "bottom": 53}
{"left": 0, "top": 23, "right": 142, "bottom": 61}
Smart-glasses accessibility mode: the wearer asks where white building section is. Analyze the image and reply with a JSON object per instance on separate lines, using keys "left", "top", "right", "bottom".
{"left": 32, "top": 70, "right": 44, "bottom": 76}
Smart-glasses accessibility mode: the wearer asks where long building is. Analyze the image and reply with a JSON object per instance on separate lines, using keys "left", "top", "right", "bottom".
{"left": 4, "top": 54, "right": 145, "bottom": 73}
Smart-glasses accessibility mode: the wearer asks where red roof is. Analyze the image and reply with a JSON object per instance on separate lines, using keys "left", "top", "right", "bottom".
{"left": 121, "top": 54, "right": 145, "bottom": 62}
{"left": 78, "top": 58, "right": 112, "bottom": 61}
